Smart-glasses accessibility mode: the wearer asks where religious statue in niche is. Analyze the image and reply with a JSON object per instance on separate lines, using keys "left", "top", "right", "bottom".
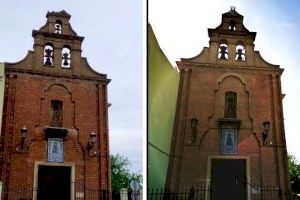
{"left": 48, "top": 138, "right": 64, "bottom": 162}
{"left": 191, "top": 128, "right": 197, "bottom": 143}
{"left": 224, "top": 92, "right": 237, "bottom": 118}
{"left": 51, "top": 100, "right": 63, "bottom": 127}
{"left": 220, "top": 129, "right": 237, "bottom": 155}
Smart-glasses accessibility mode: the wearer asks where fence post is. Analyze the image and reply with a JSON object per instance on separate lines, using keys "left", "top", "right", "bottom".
{"left": 189, "top": 186, "right": 194, "bottom": 200}
{"left": 120, "top": 188, "right": 128, "bottom": 200}
{"left": 138, "top": 189, "right": 142, "bottom": 200}
{"left": 0, "top": 181, "right": 2, "bottom": 199}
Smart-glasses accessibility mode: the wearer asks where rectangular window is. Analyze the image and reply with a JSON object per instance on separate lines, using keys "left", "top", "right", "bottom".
{"left": 220, "top": 129, "right": 237, "bottom": 155}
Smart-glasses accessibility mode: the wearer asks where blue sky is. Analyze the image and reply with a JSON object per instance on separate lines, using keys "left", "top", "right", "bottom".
{"left": 149, "top": 0, "right": 300, "bottom": 162}
{"left": 0, "top": 0, "right": 143, "bottom": 173}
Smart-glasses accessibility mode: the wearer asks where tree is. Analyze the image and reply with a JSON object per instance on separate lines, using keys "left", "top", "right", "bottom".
{"left": 288, "top": 154, "right": 300, "bottom": 194}
{"left": 110, "top": 153, "right": 142, "bottom": 191}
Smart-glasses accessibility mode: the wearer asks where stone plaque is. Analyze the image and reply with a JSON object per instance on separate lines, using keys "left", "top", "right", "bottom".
{"left": 220, "top": 129, "right": 237, "bottom": 155}
{"left": 48, "top": 138, "right": 64, "bottom": 162}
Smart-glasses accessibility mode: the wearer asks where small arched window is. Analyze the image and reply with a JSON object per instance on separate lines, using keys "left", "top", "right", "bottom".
{"left": 55, "top": 20, "right": 62, "bottom": 34}
{"left": 229, "top": 20, "right": 236, "bottom": 31}
{"left": 61, "top": 46, "right": 71, "bottom": 68}
{"left": 235, "top": 43, "right": 246, "bottom": 61}
{"left": 51, "top": 100, "right": 63, "bottom": 127}
{"left": 224, "top": 91, "right": 237, "bottom": 118}
{"left": 218, "top": 40, "right": 228, "bottom": 60}
{"left": 44, "top": 43, "right": 54, "bottom": 66}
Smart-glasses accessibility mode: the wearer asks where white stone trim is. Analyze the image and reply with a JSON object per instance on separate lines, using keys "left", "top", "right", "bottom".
{"left": 205, "top": 155, "right": 251, "bottom": 200}
{"left": 33, "top": 161, "right": 75, "bottom": 200}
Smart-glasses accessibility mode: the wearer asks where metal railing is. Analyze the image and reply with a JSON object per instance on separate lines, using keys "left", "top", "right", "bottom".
{"left": 2, "top": 186, "right": 35, "bottom": 200}
{"left": 248, "top": 182, "right": 282, "bottom": 200}
{"left": 1, "top": 182, "right": 142, "bottom": 200}
{"left": 148, "top": 183, "right": 282, "bottom": 200}
{"left": 73, "top": 182, "right": 142, "bottom": 200}
{"left": 148, "top": 186, "right": 210, "bottom": 200}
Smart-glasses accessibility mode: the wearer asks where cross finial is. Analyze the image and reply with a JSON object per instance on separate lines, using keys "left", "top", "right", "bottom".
{"left": 230, "top": 6, "right": 236, "bottom": 11}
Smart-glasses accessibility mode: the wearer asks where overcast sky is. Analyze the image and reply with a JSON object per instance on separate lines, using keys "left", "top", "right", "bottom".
{"left": 149, "top": 0, "right": 300, "bottom": 162}
{"left": 0, "top": 1, "right": 143, "bottom": 173}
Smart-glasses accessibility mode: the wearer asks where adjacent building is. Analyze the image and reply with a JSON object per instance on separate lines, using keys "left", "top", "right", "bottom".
{"left": 148, "top": 24, "right": 179, "bottom": 189}
{"left": 0, "top": 63, "right": 4, "bottom": 136}
{"left": 0, "top": 11, "right": 110, "bottom": 199}
{"left": 166, "top": 7, "right": 291, "bottom": 200}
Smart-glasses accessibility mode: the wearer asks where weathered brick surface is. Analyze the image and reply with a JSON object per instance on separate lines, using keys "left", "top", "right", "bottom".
{"left": 166, "top": 8, "right": 291, "bottom": 199}
{"left": 0, "top": 10, "right": 110, "bottom": 194}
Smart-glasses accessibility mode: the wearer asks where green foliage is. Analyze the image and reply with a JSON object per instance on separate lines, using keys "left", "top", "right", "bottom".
{"left": 288, "top": 154, "right": 300, "bottom": 193}
{"left": 110, "top": 153, "right": 142, "bottom": 191}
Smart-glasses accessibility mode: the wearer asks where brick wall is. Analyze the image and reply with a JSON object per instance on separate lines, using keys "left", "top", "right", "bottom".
{"left": 0, "top": 10, "right": 110, "bottom": 196}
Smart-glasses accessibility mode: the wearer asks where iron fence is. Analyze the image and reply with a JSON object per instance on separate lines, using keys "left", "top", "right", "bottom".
{"left": 248, "top": 182, "right": 282, "bottom": 200}
{"left": 1, "top": 182, "right": 142, "bottom": 200}
{"left": 73, "top": 182, "right": 142, "bottom": 200}
{"left": 1, "top": 186, "right": 35, "bottom": 200}
{"left": 74, "top": 182, "right": 103, "bottom": 199}
{"left": 148, "top": 183, "right": 283, "bottom": 200}
{"left": 148, "top": 186, "right": 210, "bottom": 200}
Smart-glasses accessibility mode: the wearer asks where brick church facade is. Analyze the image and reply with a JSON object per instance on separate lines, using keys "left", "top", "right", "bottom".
{"left": 166, "top": 7, "right": 291, "bottom": 200}
{"left": 0, "top": 11, "right": 110, "bottom": 199}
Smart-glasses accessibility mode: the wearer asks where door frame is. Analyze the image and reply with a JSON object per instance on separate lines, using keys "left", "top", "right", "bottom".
{"left": 33, "top": 161, "right": 75, "bottom": 200}
{"left": 205, "top": 155, "right": 251, "bottom": 200}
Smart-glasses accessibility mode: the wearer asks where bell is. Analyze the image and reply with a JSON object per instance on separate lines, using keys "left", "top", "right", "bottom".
{"left": 62, "top": 53, "right": 69, "bottom": 66}
{"left": 45, "top": 57, "right": 52, "bottom": 65}
{"left": 55, "top": 24, "right": 61, "bottom": 34}
{"left": 44, "top": 48, "right": 53, "bottom": 65}
{"left": 237, "top": 49, "right": 244, "bottom": 60}
{"left": 219, "top": 46, "right": 228, "bottom": 59}
{"left": 229, "top": 20, "right": 236, "bottom": 31}
{"left": 63, "top": 59, "right": 69, "bottom": 66}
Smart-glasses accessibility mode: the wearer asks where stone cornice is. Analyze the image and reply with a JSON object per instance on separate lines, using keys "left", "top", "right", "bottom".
{"left": 177, "top": 61, "right": 283, "bottom": 75}
{"left": 32, "top": 30, "right": 84, "bottom": 42}
{"left": 5, "top": 68, "right": 111, "bottom": 84}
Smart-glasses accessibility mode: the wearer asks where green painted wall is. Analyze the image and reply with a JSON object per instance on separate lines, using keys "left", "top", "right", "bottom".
{"left": 148, "top": 24, "right": 179, "bottom": 189}
{"left": 0, "top": 63, "right": 4, "bottom": 136}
